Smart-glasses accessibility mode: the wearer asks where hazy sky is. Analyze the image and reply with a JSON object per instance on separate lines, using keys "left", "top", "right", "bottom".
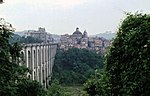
{"left": 0, "top": 0, "right": 150, "bottom": 35}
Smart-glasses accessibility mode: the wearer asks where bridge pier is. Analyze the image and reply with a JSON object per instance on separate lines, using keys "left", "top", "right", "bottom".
{"left": 22, "top": 43, "right": 57, "bottom": 88}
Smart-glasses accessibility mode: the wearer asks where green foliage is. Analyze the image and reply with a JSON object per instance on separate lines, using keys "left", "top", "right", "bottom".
{"left": 48, "top": 80, "right": 88, "bottom": 96}
{"left": 84, "top": 13, "right": 150, "bottom": 96}
{"left": 9, "top": 34, "right": 21, "bottom": 44}
{"left": 48, "top": 80, "right": 66, "bottom": 96}
{"left": 52, "top": 48, "right": 103, "bottom": 85}
{"left": 17, "top": 79, "right": 46, "bottom": 96}
{"left": 105, "top": 13, "right": 150, "bottom": 95}
{"left": 0, "top": 18, "right": 18, "bottom": 96}
{"left": 19, "top": 36, "right": 43, "bottom": 44}
{"left": 62, "top": 86, "right": 89, "bottom": 96}
{"left": 9, "top": 34, "right": 43, "bottom": 44}
{"left": 0, "top": 18, "right": 46, "bottom": 96}
{"left": 84, "top": 69, "right": 110, "bottom": 96}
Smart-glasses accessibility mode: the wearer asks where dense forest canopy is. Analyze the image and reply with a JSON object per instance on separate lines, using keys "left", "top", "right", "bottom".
{"left": 52, "top": 48, "right": 103, "bottom": 85}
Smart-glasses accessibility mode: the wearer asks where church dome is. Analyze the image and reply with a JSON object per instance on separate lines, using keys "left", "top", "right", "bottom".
{"left": 73, "top": 27, "right": 82, "bottom": 35}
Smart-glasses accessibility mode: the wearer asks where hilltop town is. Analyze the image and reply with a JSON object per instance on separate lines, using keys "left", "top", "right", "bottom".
{"left": 15, "top": 27, "right": 112, "bottom": 54}
{"left": 59, "top": 27, "right": 112, "bottom": 54}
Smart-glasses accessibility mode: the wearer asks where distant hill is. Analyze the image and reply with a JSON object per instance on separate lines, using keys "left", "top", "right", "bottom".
{"left": 51, "top": 34, "right": 60, "bottom": 39}
{"left": 15, "top": 31, "right": 26, "bottom": 37}
{"left": 50, "top": 34, "right": 60, "bottom": 43}
{"left": 15, "top": 31, "right": 61, "bottom": 43}
{"left": 91, "top": 31, "right": 116, "bottom": 40}
{"left": 9, "top": 34, "right": 21, "bottom": 44}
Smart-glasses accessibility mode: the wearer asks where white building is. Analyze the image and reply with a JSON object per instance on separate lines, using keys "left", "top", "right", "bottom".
{"left": 24, "top": 27, "right": 53, "bottom": 43}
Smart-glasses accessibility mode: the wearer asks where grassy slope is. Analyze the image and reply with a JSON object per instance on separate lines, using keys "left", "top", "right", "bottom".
{"left": 62, "top": 86, "right": 89, "bottom": 96}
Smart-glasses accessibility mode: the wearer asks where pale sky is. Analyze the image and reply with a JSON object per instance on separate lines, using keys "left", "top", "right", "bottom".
{"left": 0, "top": 0, "right": 150, "bottom": 35}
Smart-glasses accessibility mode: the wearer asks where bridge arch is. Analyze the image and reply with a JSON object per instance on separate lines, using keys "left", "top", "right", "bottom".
{"left": 22, "top": 43, "right": 58, "bottom": 88}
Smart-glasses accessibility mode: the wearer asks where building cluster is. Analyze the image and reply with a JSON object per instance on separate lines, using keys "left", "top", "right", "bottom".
{"left": 59, "top": 27, "right": 112, "bottom": 54}
{"left": 88, "top": 37, "right": 111, "bottom": 53}
{"left": 24, "top": 27, "right": 54, "bottom": 43}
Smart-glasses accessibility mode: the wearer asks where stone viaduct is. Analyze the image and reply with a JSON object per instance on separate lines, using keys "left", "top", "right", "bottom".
{"left": 21, "top": 43, "right": 58, "bottom": 88}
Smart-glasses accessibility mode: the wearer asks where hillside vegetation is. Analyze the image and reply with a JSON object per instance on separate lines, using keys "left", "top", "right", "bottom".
{"left": 52, "top": 48, "right": 103, "bottom": 85}
{"left": 84, "top": 13, "right": 150, "bottom": 96}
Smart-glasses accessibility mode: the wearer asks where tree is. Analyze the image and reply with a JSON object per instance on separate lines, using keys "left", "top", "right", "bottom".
{"left": 17, "top": 79, "right": 46, "bottom": 96}
{"left": 0, "top": 18, "right": 19, "bottom": 95}
{"left": 48, "top": 80, "right": 65, "bottom": 96}
{"left": 9, "top": 34, "right": 21, "bottom": 44}
{"left": 0, "top": 0, "right": 3, "bottom": 4}
{"left": 105, "top": 13, "right": 150, "bottom": 95}
{"left": 9, "top": 34, "right": 43, "bottom": 44}
{"left": 84, "top": 69, "right": 110, "bottom": 96}
{"left": 19, "top": 36, "right": 43, "bottom": 44}
{"left": 0, "top": 18, "right": 46, "bottom": 96}
{"left": 84, "top": 13, "right": 150, "bottom": 96}
{"left": 52, "top": 48, "right": 103, "bottom": 85}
